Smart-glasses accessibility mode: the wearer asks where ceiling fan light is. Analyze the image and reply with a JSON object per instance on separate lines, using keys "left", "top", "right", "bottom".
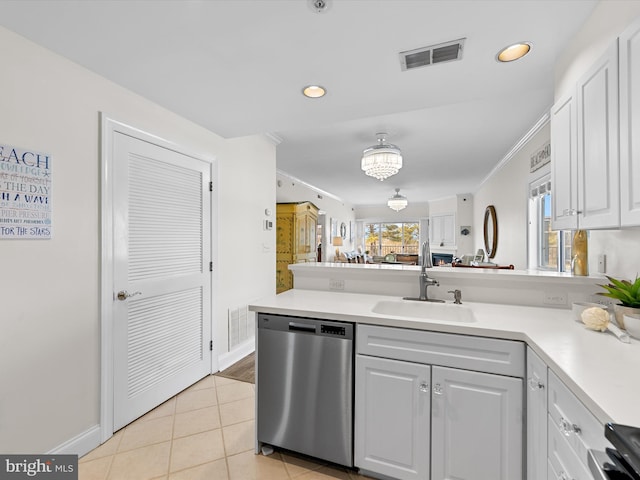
{"left": 387, "top": 188, "right": 408, "bottom": 211}
{"left": 361, "top": 133, "right": 403, "bottom": 181}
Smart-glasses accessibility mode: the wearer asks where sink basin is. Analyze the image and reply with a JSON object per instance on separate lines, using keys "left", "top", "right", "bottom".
{"left": 371, "top": 300, "right": 476, "bottom": 323}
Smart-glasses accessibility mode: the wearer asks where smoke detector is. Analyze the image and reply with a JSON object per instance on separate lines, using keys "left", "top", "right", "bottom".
{"left": 307, "top": 0, "right": 331, "bottom": 13}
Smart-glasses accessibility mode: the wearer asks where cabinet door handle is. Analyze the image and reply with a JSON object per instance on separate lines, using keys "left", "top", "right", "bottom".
{"left": 528, "top": 377, "right": 545, "bottom": 390}
{"left": 562, "top": 208, "right": 582, "bottom": 217}
{"left": 433, "top": 384, "right": 443, "bottom": 395}
{"left": 557, "top": 470, "right": 575, "bottom": 480}
{"left": 419, "top": 382, "right": 429, "bottom": 393}
{"left": 559, "top": 417, "right": 581, "bottom": 436}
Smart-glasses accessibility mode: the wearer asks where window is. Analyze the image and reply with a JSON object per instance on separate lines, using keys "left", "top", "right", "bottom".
{"left": 528, "top": 175, "right": 572, "bottom": 271}
{"left": 364, "top": 222, "right": 419, "bottom": 256}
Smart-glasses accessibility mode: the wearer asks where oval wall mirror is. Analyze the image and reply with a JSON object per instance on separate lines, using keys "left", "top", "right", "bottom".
{"left": 340, "top": 222, "right": 347, "bottom": 239}
{"left": 483, "top": 205, "right": 498, "bottom": 259}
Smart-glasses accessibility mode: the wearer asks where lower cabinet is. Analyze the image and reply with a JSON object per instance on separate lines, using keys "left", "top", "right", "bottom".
{"left": 526, "top": 347, "right": 548, "bottom": 480}
{"left": 355, "top": 355, "right": 430, "bottom": 480}
{"left": 527, "top": 347, "right": 613, "bottom": 480}
{"left": 430, "top": 366, "right": 522, "bottom": 480}
{"left": 354, "top": 324, "right": 525, "bottom": 480}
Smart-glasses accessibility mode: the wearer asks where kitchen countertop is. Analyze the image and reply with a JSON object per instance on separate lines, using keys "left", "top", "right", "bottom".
{"left": 249, "top": 289, "right": 640, "bottom": 428}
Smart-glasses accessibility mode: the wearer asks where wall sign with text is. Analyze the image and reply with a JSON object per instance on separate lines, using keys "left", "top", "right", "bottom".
{"left": 0, "top": 143, "right": 52, "bottom": 239}
{"left": 530, "top": 141, "right": 551, "bottom": 173}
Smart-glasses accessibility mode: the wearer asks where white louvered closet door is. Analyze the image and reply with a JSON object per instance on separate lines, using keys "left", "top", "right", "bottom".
{"left": 112, "top": 132, "right": 211, "bottom": 430}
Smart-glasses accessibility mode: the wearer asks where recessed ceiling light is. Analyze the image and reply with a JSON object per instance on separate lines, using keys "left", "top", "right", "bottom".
{"left": 496, "top": 42, "right": 531, "bottom": 62}
{"left": 302, "top": 85, "right": 327, "bottom": 98}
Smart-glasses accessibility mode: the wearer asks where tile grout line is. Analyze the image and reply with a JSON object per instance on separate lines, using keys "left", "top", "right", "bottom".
{"left": 214, "top": 377, "right": 233, "bottom": 480}
{"left": 103, "top": 427, "right": 123, "bottom": 480}
{"left": 166, "top": 392, "right": 178, "bottom": 478}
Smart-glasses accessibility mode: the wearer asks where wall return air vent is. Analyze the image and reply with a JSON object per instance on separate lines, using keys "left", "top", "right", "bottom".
{"left": 399, "top": 38, "right": 466, "bottom": 71}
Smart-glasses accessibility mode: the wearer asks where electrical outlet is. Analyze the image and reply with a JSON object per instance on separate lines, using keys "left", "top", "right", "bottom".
{"left": 597, "top": 254, "right": 606, "bottom": 274}
{"left": 543, "top": 292, "right": 567, "bottom": 306}
{"left": 590, "top": 294, "right": 616, "bottom": 308}
{"left": 329, "top": 279, "right": 345, "bottom": 291}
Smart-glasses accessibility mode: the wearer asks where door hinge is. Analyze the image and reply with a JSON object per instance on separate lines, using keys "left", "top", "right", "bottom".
{"left": 209, "top": 261, "right": 213, "bottom": 272}
{"left": 209, "top": 340, "right": 213, "bottom": 351}
{"left": 209, "top": 181, "right": 213, "bottom": 192}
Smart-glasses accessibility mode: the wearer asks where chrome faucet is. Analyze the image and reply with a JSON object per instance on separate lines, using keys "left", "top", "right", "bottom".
{"left": 404, "top": 240, "right": 444, "bottom": 302}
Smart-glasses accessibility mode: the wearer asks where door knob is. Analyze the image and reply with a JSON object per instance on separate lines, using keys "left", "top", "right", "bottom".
{"left": 117, "top": 290, "right": 142, "bottom": 301}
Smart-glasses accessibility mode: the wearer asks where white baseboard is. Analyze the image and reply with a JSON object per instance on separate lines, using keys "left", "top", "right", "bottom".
{"left": 48, "top": 424, "right": 101, "bottom": 458}
{"left": 217, "top": 338, "right": 255, "bottom": 372}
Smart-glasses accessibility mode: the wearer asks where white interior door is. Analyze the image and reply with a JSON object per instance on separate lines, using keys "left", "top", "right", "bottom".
{"left": 112, "top": 131, "right": 212, "bottom": 430}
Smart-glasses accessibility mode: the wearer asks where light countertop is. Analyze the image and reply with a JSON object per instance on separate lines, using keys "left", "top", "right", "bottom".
{"left": 249, "top": 289, "right": 640, "bottom": 428}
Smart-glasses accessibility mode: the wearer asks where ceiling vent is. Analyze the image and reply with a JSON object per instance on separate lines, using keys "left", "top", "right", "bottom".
{"left": 399, "top": 38, "right": 466, "bottom": 71}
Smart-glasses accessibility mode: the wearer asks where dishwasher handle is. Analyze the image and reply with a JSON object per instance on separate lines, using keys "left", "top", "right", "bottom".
{"left": 288, "top": 322, "right": 317, "bottom": 333}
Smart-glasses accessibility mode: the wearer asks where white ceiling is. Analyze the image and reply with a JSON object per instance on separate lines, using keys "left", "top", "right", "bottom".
{"left": 0, "top": 0, "right": 598, "bottom": 206}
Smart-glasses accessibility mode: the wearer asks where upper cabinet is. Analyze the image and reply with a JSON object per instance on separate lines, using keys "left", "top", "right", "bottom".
{"left": 430, "top": 213, "right": 456, "bottom": 248}
{"left": 552, "top": 40, "right": 620, "bottom": 230}
{"left": 551, "top": 90, "right": 578, "bottom": 230}
{"left": 576, "top": 40, "right": 620, "bottom": 229}
{"left": 620, "top": 17, "right": 640, "bottom": 226}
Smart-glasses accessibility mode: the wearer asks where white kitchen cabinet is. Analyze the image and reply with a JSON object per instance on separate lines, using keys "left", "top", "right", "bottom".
{"left": 431, "top": 366, "right": 523, "bottom": 480}
{"left": 551, "top": 39, "right": 620, "bottom": 230}
{"left": 551, "top": 90, "right": 579, "bottom": 230}
{"left": 548, "top": 415, "right": 593, "bottom": 480}
{"left": 620, "top": 16, "right": 640, "bottom": 226}
{"left": 526, "top": 347, "right": 548, "bottom": 480}
{"left": 547, "top": 370, "right": 611, "bottom": 472}
{"left": 355, "top": 324, "right": 524, "bottom": 480}
{"left": 576, "top": 40, "right": 620, "bottom": 229}
{"left": 430, "top": 213, "right": 456, "bottom": 247}
{"left": 355, "top": 355, "right": 431, "bottom": 480}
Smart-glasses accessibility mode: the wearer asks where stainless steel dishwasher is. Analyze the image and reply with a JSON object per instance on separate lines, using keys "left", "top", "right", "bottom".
{"left": 257, "top": 313, "right": 354, "bottom": 467}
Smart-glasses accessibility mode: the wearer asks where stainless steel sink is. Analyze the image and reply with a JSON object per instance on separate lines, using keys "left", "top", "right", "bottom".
{"left": 371, "top": 300, "right": 476, "bottom": 322}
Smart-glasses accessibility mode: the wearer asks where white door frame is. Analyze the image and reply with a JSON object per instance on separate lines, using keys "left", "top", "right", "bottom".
{"left": 99, "top": 114, "right": 218, "bottom": 443}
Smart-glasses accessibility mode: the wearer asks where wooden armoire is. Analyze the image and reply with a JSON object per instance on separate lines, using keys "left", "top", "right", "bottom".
{"left": 276, "top": 201, "right": 319, "bottom": 293}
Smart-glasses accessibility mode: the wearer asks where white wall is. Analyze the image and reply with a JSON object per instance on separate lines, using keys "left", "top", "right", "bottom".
{"left": 428, "top": 196, "right": 457, "bottom": 217}
{"left": 0, "top": 27, "right": 275, "bottom": 454}
{"left": 555, "top": 0, "right": 640, "bottom": 280}
{"left": 456, "top": 194, "right": 475, "bottom": 256}
{"left": 473, "top": 124, "right": 549, "bottom": 269}
{"left": 216, "top": 137, "right": 276, "bottom": 354}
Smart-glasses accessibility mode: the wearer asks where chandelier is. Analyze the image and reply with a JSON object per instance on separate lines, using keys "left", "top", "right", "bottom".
{"left": 361, "top": 133, "right": 403, "bottom": 181}
{"left": 388, "top": 188, "right": 408, "bottom": 211}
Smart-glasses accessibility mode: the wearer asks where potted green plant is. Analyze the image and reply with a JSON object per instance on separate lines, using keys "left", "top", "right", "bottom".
{"left": 597, "top": 275, "right": 640, "bottom": 329}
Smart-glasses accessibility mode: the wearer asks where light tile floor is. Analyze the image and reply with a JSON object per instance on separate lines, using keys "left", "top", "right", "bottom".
{"left": 79, "top": 375, "right": 371, "bottom": 480}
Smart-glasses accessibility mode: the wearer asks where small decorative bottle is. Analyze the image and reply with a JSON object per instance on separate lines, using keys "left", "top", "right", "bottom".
{"left": 572, "top": 230, "right": 588, "bottom": 276}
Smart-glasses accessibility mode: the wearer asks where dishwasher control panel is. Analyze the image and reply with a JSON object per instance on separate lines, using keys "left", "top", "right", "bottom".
{"left": 321, "top": 324, "right": 346, "bottom": 336}
{"left": 258, "top": 314, "right": 354, "bottom": 340}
